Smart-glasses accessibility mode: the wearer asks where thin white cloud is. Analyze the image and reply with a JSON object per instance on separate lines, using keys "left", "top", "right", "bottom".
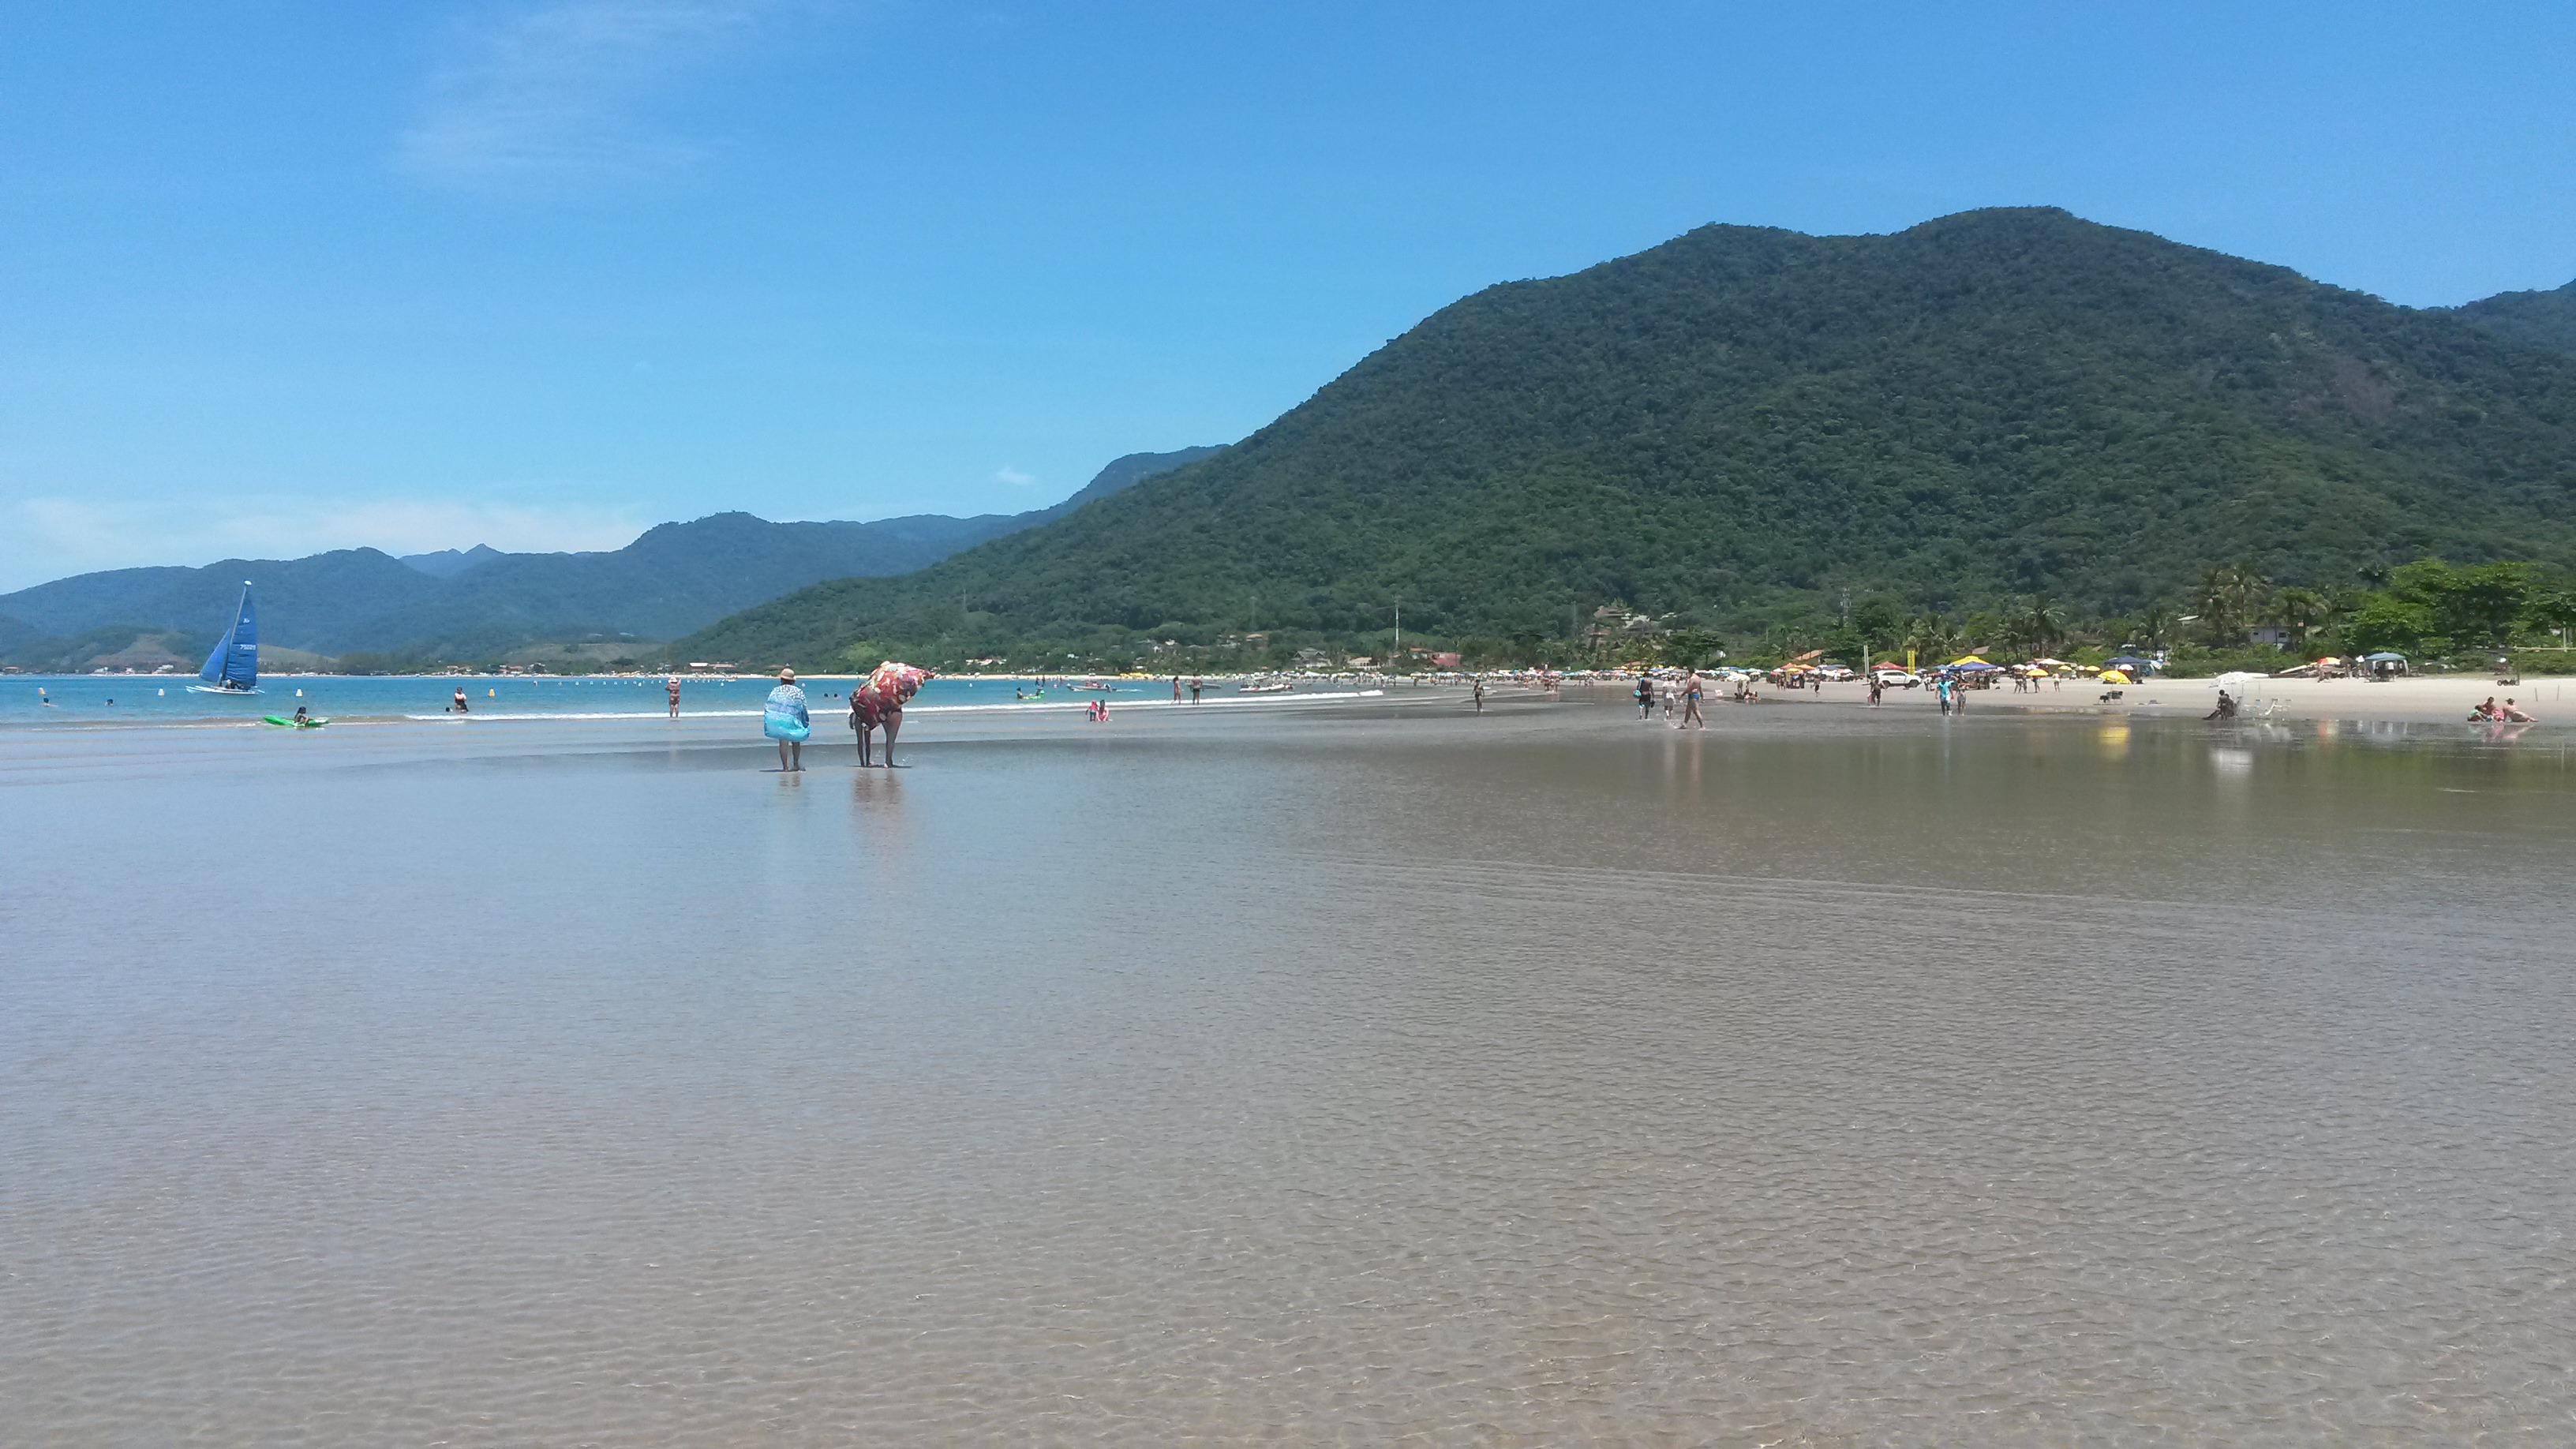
{"left": 995, "top": 466, "right": 1037, "bottom": 486}
{"left": 0, "top": 496, "right": 650, "bottom": 593}
{"left": 398, "top": 0, "right": 796, "bottom": 186}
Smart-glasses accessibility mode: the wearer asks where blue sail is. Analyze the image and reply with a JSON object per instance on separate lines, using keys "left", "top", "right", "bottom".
{"left": 199, "top": 584, "right": 258, "bottom": 689}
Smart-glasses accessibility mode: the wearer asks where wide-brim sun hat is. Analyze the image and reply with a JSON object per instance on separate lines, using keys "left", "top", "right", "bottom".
{"left": 779, "top": 669, "right": 796, "bottom": 681}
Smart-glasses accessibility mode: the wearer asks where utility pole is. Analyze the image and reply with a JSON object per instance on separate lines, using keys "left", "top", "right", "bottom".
{"left": 1393, "top": 598, "right": 1401, "bottom": 668}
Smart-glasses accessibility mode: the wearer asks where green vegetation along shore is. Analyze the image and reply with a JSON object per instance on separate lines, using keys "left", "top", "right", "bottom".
{"left": 679, "top": 208, "right": 2576, "bottom": 675}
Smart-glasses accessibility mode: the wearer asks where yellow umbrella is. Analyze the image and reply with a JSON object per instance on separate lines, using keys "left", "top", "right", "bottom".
{"left": 2098, "top": 668, "right": 2130, "bottom": 683}
{"left": 1952, "top": 655, "right": 1990, "bottom": 666}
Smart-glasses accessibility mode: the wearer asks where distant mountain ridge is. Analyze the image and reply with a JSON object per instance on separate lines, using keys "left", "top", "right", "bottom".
{"left": 0, "top": 447, "right": 1220, "bottom": 661}
{"left": 399, "top": 544, "right": 510, "bottom": 578}
{"left": 678, "top": 208, "right": 2576, "bottom": 668}
{"left": 2444, "top": 278, "right": 2576, "bottom": 358}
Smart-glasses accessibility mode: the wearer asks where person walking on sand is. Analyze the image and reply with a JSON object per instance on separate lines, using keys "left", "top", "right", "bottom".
{"left": 1681, "top": 669, "right": 1705, "bottom": 728}
{"left": 1190, "top": 676, "right": 1204, "bottom": 703}
{"left": 1171, "top": 675, "right": 1182, "bottom": 702}
{"left": 763, "top": 669, "right": 811, "bottom": 771}
{"left": 665, "top": 676, "right": 681, "bottom": 718}
{"left": 1634, "top": 676, "right": 1654, "bottom": 719}
{"left": 1473, "top": 677, "right": 1486, "bottom": 713}
{"left": 1868, "top": 674, "right": 1883, "bottom": 707}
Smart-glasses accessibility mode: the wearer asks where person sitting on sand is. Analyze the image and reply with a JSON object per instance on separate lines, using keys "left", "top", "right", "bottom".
{"left": 2207, "top": 690, "right": 2237, "bottom": 721}
{"left": 2502, "top": 698, "right": 2538, "bottom": 722}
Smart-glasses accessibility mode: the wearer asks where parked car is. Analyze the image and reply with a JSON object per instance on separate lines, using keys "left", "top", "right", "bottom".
{"left": 1870, "top": 669, "right": 1922, "bottom": 688}
{"left": 1815, "top": 665, "right": 1856, "bottom": 682}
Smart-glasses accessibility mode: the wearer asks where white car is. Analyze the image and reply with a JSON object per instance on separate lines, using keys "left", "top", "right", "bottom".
{"left": 1870, "top": 669, "right": 1921, "bottom": 688}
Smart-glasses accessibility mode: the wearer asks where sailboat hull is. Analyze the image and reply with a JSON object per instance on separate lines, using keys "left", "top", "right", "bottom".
{"left": 185, "top": 683, "right": 262, "bottom": 696}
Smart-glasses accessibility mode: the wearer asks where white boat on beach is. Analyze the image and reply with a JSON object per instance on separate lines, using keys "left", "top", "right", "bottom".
{"left": 1237, "top": 676, "right": 1294, "bottom": 694}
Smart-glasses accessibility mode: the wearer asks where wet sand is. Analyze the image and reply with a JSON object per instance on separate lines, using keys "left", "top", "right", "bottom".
{"left": 6, "top": 699, "right": 2573, "bottom": 1444}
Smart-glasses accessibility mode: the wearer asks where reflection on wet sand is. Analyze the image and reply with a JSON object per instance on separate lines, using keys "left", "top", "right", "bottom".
{"left": 2, "top": 702, "right": 2571, "bottom": 1444}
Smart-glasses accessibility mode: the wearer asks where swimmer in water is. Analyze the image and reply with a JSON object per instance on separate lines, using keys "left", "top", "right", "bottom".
{"left": 451, "top": 687, "right": 470, "bottom": 713}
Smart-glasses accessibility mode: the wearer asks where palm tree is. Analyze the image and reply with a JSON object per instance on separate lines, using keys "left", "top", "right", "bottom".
{"left": 2192, "top": 564, "right": 2270, "bottom": 646}
{"left": 2021, "top": 594, "right": 2068, "bottom": 656}
{"left": 1903, "top": 614, "right": 1956, "bottom": 663}
{"left": 2134, "top": 604, "right": 2175, "bottom": 652}
{"left": 2272, "top": 586, "right": 2333, "bottom": 651}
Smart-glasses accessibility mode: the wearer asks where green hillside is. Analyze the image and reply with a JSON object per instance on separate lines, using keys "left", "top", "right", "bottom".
{"left": 2446, "top": 279, "right": 2576, "bottom": 358}
{"left": 683, "top": 208, "right": 2576, "bottom": 669}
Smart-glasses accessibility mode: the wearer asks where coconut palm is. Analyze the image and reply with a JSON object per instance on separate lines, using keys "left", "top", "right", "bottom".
{"left": 2192, "top": 563, "right": 2270, "bottom": 645}
{"left": 2272, "top": 586, "right": 2334, "bottom": 650}
{"left": 2134, "top": 604, "right": 2176, "bottom": 652}
{"left": 1903, "top": 613, "right": 1957, "bottom": 662}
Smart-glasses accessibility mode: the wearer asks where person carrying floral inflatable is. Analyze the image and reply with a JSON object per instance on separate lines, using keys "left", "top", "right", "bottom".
{"left": 849, "top": 661, "right": 930, "bottom": 766}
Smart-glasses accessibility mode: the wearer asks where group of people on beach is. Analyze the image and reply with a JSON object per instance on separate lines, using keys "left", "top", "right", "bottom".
{"left": 759, "top": 665, "right": 928, "bottom": 772}
{"left": 1631, "top": 670, "right": 1709, "bottom": 728}
{"left": 2471, "top": 696, "right": 2539, "bottom": 723}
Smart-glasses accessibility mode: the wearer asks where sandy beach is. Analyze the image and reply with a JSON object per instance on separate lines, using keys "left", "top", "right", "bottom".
{"left": 1594, "top": 671, "right": 2576, "bottom": 727}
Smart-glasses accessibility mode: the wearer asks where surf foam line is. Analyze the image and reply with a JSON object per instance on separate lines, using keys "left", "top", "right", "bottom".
{"left": 406, "top": 710, "right": 766, "bottom": 721}
{"left": 908, "top": 690, "right": 1384, "bottom": 715}
{"left": 401, "top": 691, "right": 1385, "bottom": 721}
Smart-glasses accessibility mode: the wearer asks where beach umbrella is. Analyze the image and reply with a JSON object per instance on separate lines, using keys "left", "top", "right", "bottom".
{"left": 2098, "top": 668, "right": 2131, "bottom": 683}
{"left": 1953, "top": 661, "right": 2001, "bottom": 672}
{"left": 1951, "top": 655, "right": 1990, "bottom": 666}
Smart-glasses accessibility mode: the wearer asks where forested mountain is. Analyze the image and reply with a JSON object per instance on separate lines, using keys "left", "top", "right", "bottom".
{"left": 682, "top": 208, "right": 2576, "bottom": 669}
{"left": 0, "top": 448, "right": 1218, "bottom": 661}
{"left": 2446, "top": 279, "right": 2576, "bottom": 358}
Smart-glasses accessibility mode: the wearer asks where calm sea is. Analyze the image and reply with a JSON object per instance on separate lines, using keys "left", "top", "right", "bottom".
{"left": 4, "top": 698, "right": 2570, "bottom": 1444}
{"left": 0, "top": 673, "right": 1340, "bottom": 725}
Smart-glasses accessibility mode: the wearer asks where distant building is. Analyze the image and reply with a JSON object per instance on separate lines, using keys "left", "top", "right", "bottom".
{"left": 2247, "top": 625, "right": 2295, "bottom": 647}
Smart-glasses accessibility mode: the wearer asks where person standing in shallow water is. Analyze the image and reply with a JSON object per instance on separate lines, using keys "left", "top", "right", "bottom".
{"left": 665, "top": 676, "right": 681, "bottom": 718}
{"left": 764, "top": 669, "right": 811, "bottom": 771}
{"left": 451, "top": 686, "right": 470, "bottom": 713}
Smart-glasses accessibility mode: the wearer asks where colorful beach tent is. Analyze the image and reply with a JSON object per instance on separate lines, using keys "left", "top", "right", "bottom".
{"left": 1950, "top": 655, "right": 1990, "bottom": 666}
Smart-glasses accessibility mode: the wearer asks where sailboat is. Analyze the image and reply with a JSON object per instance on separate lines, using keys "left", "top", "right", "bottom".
{"left": 186, "top": 582, "right": 260, "bottom": 695}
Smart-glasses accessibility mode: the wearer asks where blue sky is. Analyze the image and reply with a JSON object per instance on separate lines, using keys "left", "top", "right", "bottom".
{"left": 2, "top": 1, "right": 2570, "bottom": 591}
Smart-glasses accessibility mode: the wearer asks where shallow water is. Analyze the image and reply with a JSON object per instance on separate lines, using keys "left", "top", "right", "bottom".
{"left": 5, "top": 699, "right": 2572, "bottom": 1445}
{"left": 0, "top": 672, "right": 1312, "bottom": 725}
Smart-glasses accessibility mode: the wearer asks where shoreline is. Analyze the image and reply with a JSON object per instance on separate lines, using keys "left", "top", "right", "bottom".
{"left": 3, "top": 672, "right": 2565, "bottom": 733}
